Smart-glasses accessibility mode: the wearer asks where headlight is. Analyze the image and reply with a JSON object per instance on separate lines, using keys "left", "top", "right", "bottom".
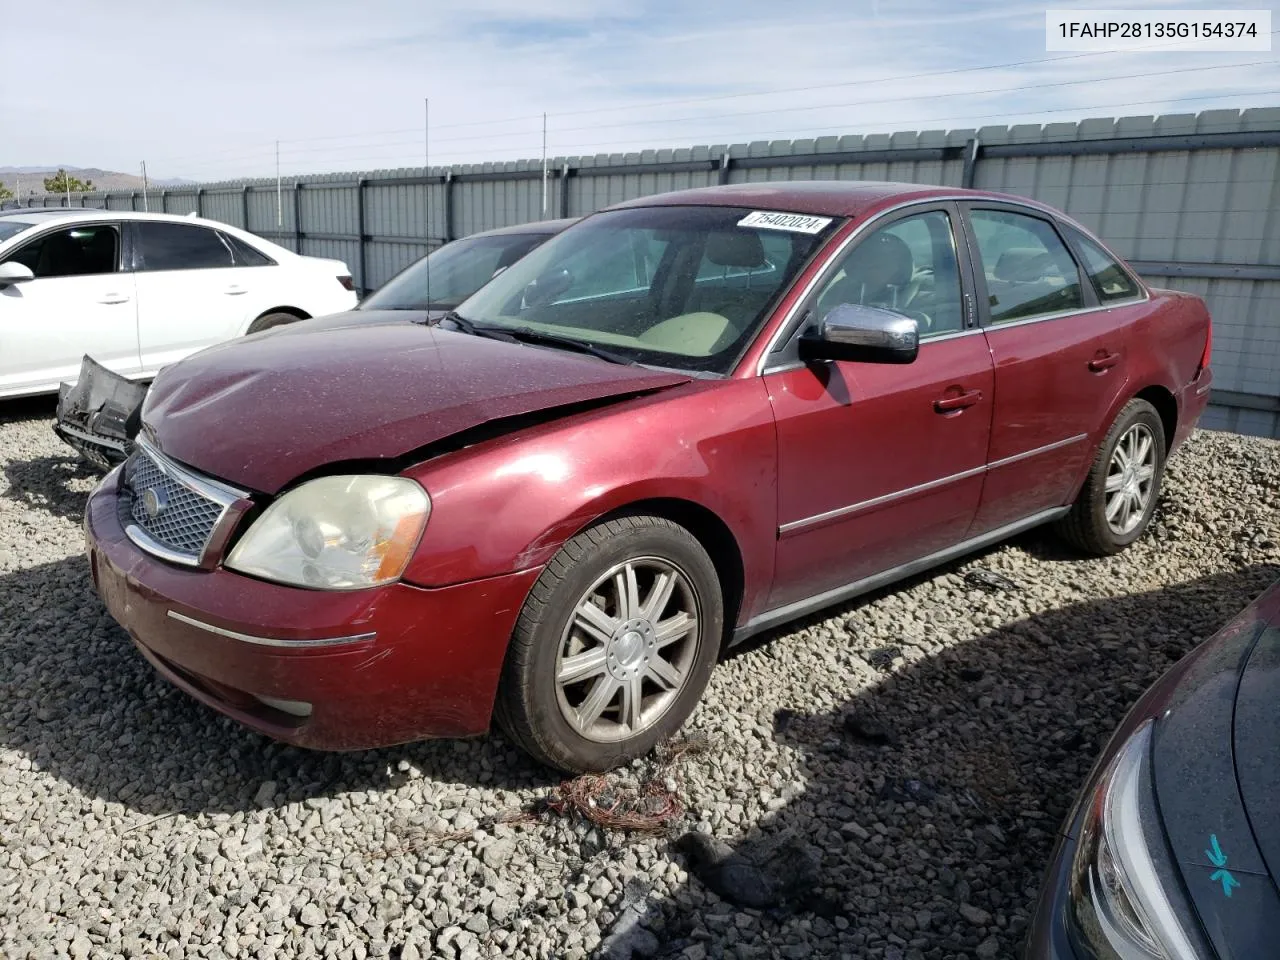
{"left": 1069, "top": 719, "right": 1198, "bottom": 960}
{"left": 226, "top": 475, "right": 429, "bottom": 590}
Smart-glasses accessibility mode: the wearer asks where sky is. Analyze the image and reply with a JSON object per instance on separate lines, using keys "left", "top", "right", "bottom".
{"left": 2, "top": 0, "right": 1277, "bottom": 183}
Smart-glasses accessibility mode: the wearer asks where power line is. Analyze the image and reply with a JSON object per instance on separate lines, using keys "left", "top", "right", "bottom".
{"left": 143, "top": 33, "right": 1275, "bottom": 166}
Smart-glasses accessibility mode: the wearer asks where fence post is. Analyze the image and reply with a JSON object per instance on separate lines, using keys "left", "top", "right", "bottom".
{"left": 293, "top": 182, "right": 303, "bottom": 252}
{"left": 241, "top": 185, "right": 251, "bottom": 230}
{"left": 718, "top": 151, "right": 732, "bottom": 186}
{"left": 442, "top": 171, "right": 454, "bottom": 243}
{"left": 356, "top": 177, "right": 368, "bottom": 296}
{"left": 131, "top": 192, "right": 138, "bottom": 211}
{"left": 559, "top": 163, "right": 572, "bottom": 219}
{"left": 161, "top": 190, "right": 169, "bottom": 213}
{"left": 961, "top": 137, "right": 982, "bottom": 189}
{"left": 196, "top": 188, "right": 205, "bottom": 218}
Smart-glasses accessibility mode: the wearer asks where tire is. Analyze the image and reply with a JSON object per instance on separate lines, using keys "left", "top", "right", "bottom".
{"left": 1054, "top": 398, "right": 1166, "bottom": 556}
{"left": 494, "top": 515, "right": 724, "bottom": 773}
{"left": 246, "top": 312, "right": 301, "bottom": 334}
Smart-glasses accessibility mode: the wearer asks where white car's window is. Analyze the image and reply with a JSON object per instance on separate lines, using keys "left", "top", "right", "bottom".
{"left": 1, "top": 225, "right": 119, "bottom": 278}
{"left": 812, "top": 211, "right": 965, "bottom": 337}
{"left": 136, "top": 222, "right": 235, "bottom": 272}
{"left": 220, "top": 232, "right": 275, "bottom": 267}
{"left": 968, "top": 209, "right": 1084, "bottom": 323}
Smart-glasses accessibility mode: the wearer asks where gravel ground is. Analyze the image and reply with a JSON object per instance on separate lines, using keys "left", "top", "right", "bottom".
{"left": 1, "top": 397, "right": 1278, "bottom": 960}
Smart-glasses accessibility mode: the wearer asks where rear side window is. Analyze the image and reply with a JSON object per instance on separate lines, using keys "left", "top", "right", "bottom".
{"left": 136, "top": 222, "right": 234, "bottom": 271}
{"left": 969, "top": 209, "right": 1084, "bottom": 324}
{"left": 3, "top": 224, "right": 119, "bottom": 278}
{"left": 221, "top": 232, "right": 275, "bottom": 267}
{"left": 1066, "top": 228, "right": 1141, "bottom": 303}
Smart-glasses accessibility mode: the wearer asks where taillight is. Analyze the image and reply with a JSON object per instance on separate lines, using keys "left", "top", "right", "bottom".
{"left": 337, "top": 275, "right": 355, "bottom": 292}
{"left": 1197, "top": 320, "right": 1212, "bottom": 375}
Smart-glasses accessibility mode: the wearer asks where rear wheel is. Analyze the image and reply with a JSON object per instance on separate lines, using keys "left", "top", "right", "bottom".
{"left": 1055, "top": 398, "right": 1166, "bottom": 555}
{"left": 246, "top": 312, "right": 301, "bottom": 334}
{"left": 494, "top": 515, "right": 723, "bottom": 773}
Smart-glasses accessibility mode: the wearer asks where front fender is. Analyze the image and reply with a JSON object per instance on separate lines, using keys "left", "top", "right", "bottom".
{"left": 399, "top": 378, "right": 779, "bottom": 626}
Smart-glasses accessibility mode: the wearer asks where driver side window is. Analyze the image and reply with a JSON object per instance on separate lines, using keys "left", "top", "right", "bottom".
{"left": 812, "top": 210, "right": 964, "bottom": 337}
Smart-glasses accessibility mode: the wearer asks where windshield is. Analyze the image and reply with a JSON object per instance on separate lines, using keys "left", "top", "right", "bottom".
{"left": 453, "top": 205, "right": 837, "bottom": 375}
{"left": 361, "top": 232, "right": 550, "bottom": 310}
{"left": 0, "top": 221, "right": 33, "bottom": 244}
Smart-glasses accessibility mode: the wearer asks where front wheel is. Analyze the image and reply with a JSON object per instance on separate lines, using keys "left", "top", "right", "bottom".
{"left": 1055, "top": 398, "right": 1166, "bottom": 555}
{"left": 246, "top": 312, "right": 301, "bottom": 334}
{"left": 494, "top": 515, "right": 723, "bottom": 773}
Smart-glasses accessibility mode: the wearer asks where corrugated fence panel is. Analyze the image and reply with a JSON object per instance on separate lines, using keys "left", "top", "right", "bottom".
{"left": 9, "top": 108, "right": 1278, "bottom": 437}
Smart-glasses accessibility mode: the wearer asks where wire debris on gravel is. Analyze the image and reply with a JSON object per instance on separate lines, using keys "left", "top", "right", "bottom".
{"left": 1, "top": 399, "right": 1277, "bottom": 960}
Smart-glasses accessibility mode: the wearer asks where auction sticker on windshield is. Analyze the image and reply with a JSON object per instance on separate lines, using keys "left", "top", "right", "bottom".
{"left": 737, "top": 211, "right": 833, "bottom": 234}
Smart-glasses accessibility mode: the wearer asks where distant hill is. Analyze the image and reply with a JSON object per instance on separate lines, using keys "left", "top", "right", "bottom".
{"left": 0, "top": 166, "right": 196, "bottom": 199}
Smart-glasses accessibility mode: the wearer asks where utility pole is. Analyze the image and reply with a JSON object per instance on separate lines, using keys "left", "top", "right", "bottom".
{"left": 541, "top": 112, "right": 548, "bottom": 219}
{"left": 140, "top": 161, "right": 149, "bottom": 211}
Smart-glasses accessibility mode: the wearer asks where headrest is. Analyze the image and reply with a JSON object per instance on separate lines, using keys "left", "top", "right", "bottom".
{"left": 706, "top": 230, "right": 767, "bottom": 269}
{"left": 994, "top": 248, "right": 1053, "bottom": 282}
{"left": 842, "top": 231, "right": 913, "bottom": 287}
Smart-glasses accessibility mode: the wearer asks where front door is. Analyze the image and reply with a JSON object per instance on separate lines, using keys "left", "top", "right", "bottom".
{"left": 0, "top": 221, "right": 139, "bottom": 396}
{"left": 132, "top": 220, "right": 256, "bottom": 372}
{"left": 764, "top": 205, "right": 994, "bottom": 610}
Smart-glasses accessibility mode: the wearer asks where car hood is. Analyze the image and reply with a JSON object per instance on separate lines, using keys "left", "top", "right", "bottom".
{"left": 292, "top": 308, "right": 445, "bottom": 331}
{"left": 142, "top": 320, "right": 690, "bottom": 493}
{"left": 1150, "top": 580, "right": 1280, "bottom": 957}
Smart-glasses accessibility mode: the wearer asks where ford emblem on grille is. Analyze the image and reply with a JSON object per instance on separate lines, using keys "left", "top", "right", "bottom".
{"left": 141, "top": 486, "right": 167, "bottom": 519}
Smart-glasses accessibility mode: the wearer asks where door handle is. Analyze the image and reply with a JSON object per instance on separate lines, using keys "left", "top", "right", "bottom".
{"left": 1088, "top": 351, "right": 1120, "bottom": 372}
{"left": 934, "top": 389, "right": 983, "bottom": 413}
{"left": 98, "top": 295, "right": 131, "bottom": 304}
{"left": 224, "top": 286, "right": 248, "bottom": 296}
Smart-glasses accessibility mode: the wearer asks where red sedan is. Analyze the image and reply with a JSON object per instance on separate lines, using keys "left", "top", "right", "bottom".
{"left": 84, "top": 182, "right": 1213, "bottom": 771}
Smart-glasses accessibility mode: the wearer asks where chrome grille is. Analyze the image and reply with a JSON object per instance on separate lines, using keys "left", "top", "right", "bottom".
{"left": 119, "top": 441, "right": 246, "bottom": 565}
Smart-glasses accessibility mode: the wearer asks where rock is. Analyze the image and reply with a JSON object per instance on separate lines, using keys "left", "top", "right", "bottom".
{"left": 676, "top": 834, "right": 778, "bottom": 909}
{"left": 299, "top": 904, "right": 326, "bottom": 928}
{"left": 959, "top": 903, "right": 992, "bottom": 926}
{"left": 841, "top": 713, "right": 898, "bottom": 746}
{"left": 253, "top": 781, "right": 277, "bottom": 806}
{"left": 975, "top": 936, "right": 1002, "bottom": 958}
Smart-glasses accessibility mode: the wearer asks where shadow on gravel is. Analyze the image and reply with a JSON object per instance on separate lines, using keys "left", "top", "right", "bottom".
{"left": 603, "top": 563, "right": 1280, "bottom": 960}
{"left": 0, "top": 557, "right": 555, "bottom": 818}
{"left": 0, "top": 395, "right": 58, "bottom": 423}
{"left": 3, "top": 455, "right": 98, "bottom": 523}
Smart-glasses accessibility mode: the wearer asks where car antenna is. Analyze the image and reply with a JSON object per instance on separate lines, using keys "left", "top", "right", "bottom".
{"left": 424, "top": 96, "right": 432, "bottom": 315}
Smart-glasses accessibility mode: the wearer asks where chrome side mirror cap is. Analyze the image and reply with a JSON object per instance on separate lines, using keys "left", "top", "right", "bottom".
{"left": 799, "top": 303, "right": 919, "bottom": 365}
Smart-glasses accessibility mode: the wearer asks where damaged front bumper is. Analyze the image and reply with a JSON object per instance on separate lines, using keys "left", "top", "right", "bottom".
{"left": 53, "top": 356, "right": 149, "bottom": 471}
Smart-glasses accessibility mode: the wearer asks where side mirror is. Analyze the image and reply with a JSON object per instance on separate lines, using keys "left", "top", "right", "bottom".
{"left": 0, "top": 262, "right": 35, "bottom": 287}
{"left": 799, "top": 303, "right": 919, "bottom": 365}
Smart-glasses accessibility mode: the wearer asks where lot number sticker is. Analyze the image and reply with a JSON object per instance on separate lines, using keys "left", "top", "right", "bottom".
{"left": 737, "top": 211, "right": 833, "bottom": 234}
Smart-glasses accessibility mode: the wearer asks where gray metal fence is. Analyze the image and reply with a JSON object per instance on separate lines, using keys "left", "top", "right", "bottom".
{"left": 12, "top": 107, "right": 1280, "bottom": 437}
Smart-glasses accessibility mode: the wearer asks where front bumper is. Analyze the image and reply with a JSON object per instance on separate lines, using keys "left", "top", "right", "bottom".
{"left": 85, "top": 467, "right": 541, "bottom": 750}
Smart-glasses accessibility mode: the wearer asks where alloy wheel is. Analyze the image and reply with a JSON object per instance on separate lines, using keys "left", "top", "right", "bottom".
{"left": 1104, "top": 423, "right": 1157, "bottom": 536}
{"left": 554, "top": 556, "right": 701, "bottom": 743}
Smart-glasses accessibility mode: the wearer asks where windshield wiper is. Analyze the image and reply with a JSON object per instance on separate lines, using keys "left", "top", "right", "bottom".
{"left": 502, "top": 327, "right": 635, "bottom": 365}
{"left": 434, "top": 311, "right": 519, "bottom": 343}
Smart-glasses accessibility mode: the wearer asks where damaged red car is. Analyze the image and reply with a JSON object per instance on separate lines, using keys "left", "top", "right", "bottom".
{"left": 84, "top": 182, "right": 1213, "bottom": 771}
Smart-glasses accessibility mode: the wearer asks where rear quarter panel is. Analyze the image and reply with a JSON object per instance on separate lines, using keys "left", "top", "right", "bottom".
{"left": 1071, "top": 288, "right": 1211, "bottom": 494}
{"left": 400, "top": 378, "right": 779, "bottom": 627}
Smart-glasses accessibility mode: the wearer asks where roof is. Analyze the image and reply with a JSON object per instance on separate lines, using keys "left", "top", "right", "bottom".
{"left": 471, "top": 217, "right": 579, "bottom": 238}
{"left": 0, "top": 209, "right": 236, "bottom": 226}
{"left": 606, "top": 180, "right": 1019, "bottom": 219}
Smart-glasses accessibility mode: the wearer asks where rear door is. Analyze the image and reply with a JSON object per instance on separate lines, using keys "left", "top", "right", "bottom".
{"left": 132, "top": 220, "right": 253, "bottom": 371}
{"left": 764, "top": 204, "right": 994, "bottom": 609}
{"left": 961, "top": 203, "right": 1139, "bottom": 533}
{"left": 0, "top": 221, "right": 139, "bottom": 396}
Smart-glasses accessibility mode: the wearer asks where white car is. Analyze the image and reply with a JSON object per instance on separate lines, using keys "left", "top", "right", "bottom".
{"left": 0, "top": 209, "right": 358, "bottom": 398}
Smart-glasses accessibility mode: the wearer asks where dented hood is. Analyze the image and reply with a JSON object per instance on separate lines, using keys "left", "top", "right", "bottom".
{"left": 143, "top": 319, "right": 689, "bottom": 493}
